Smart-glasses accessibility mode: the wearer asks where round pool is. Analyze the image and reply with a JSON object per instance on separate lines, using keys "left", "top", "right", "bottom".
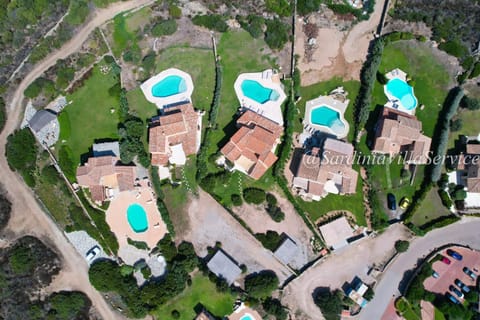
{"left": 151, "top": 75, "right": 187, "bottom": 98}
{"left": 127, "top": 203, "right": 148, "bottom": 233}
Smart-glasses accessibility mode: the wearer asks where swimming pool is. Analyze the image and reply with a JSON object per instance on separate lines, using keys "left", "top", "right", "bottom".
{"left": 241, "top": 79, "right": 280, "bottom": 104}
{"left": 240, "top": 314, "right": 254, "bottom": 320}
{"left": 311, "top": 105, "right": 346, "bottom": 133}
{"left": 127, "top": 204, "right": 148, "bottom": 233}
{"left": 385, "top": 78, "right": 418, "bottom": 110}
{"left": 151, "top": 75, "right": 187, "bottom": 98}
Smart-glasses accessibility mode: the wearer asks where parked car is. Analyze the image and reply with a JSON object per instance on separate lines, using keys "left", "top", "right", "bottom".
{"left": 454, "top": 279, "right": 471, "bottom": 293}
{"left": 86, "top": 246, "right": 100, "bottom": 262}
{"left": 446, "top": 292, "right": 460, "bottom": 304}
{"left": 446, "top": 249, "right": 463, "bottom": 261}
{"left": 387, "top": 193, "right": 397, "bottom": 210}
{"left": 399, "top": 197, "right": 411, "bottom": 209}
{"left": 441, "top": 256, "right": 451, "bottom": 265}
{"left": 463, "top": 267, "right": 477, "bottom": 280}
{"left": 432, "top": 271, "right": 440, "bottom": 279}
{"left": 449, "top": 285, "right": 464, "bottom": 299}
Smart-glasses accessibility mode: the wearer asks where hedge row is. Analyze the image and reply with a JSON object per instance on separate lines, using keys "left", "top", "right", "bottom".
{"left": 429, "top": 87, "right": 464, "bottom": 182}
{"left": 77, "top": 191, "right": 119, "bottom": 254}
{"left": 353, "top": 38, "right": 385, "bottom": 140}
{"left": 196, "top": 62, "right": 223, "bottom": 181}
{"left": 149, "top": 166, "right": 175, "bottom": 237}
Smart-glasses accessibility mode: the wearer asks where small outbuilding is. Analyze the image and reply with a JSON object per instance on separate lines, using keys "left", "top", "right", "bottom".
{"left": 206, "top": 250, "right": 242, "bottom": 285}
{"left": 319, "top": 216, "right": 355, "bottom": 250}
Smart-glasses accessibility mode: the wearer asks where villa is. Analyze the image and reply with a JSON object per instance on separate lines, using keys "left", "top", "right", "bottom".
{"left": 234, "top": 69, "right": 287, "bottom": 125}
{"left": 291, "top": 138, "right": 358, "bottom": 201}
{"left": 76, "top": 152, "right": 136, "bottom": 203}
{"left": 372, "top": 107, "right": 431, "bottom": 164}
{"left": 221, "top": 110, "right": 283, "bottom": 180}
{"left": 457, "top": 144, "right": 480, "bottom": 193}
{"left": 148, "top": 102, "right": 201, "bottom": 166}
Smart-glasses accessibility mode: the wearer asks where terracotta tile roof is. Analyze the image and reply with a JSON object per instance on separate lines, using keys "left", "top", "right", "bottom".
{"left": 221, "top": 110, "right": 283, "bottom": 180}
{"left": 373, "top": 107, "right": 431, "bottom": 163}
{"left": 76, "top": 155, "right": 136, "bottom": 201}
{"left": 292, "top": 138, "right": 358, "bottom": 198}
{"left": 148, "top": 102, "right": 200, "bottom": 166}
{"left": 467, "top": 144, "right": 480, "bottom": 155}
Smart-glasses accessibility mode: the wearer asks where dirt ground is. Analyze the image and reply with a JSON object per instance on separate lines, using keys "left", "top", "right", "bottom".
{"left": 281, "top": 223, "right": 412, "bottom": 320}
{"left": 233, "top": 191, "right": 316, "bottom": 263}
{"left": 295, "top": 0, "right": 386, "bottom": 85}
{"left": 181, "top": 190, "right": 294, "bottom": 284}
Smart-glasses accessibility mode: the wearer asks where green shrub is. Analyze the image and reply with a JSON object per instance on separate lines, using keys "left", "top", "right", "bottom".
{"left": 255, "top": 230, "right": 282, "bottom": 251}
{"left": 265, "top": 18, "right": 289, "bottom": 50}
{"left": 297, "top": 0, "right": 322, "bottom": 15}
{"left": 244, "top": 270, "right": 279, "bottom": 299}
{"left": 263, "top": 297, "right": 288, "bottom": 320}
{"left": 450, "top": 118, "right": 463, "bottom": 131}
{"left": 243, "top": 188, "right": 266, "bottom": 204}
{"left": 6, "top": 129, "right": 38, "bottom": 187}
{"left": 58, "top": 145, "right": 76, "bottom": 181}
{"left": 10, "top": 245, "right": 35, "bottom": 275}
{"left": 265, "top": 0, "right": 291, "bottom": 16}
{"left": 394, "top": 240, "right": 409, "bottom": 253}
{"left": 460, "top": 96, "right": 480, "bottom": 110}
{"left": 65, "top": 0, "right": 90, "bottom": 26}
{"left": 438, "top": 39, "right": 468, "bottom": 58}
{"left": 192, "top": 14, "right": 228, "bottom": 32}
{"left": 438, "top": 189, "right": 453, "bottom": 208}
{"left": 237, "top": 15, "right": 264, "bottom": 39}
{"left": 266, "top": 193, "right": 277, "bottom": 206}
{"left": 470, "top": 62, "right": 480, "bottom": 78}
{"left": 313, "top": 289, "right": 343, "bottom": 320}
{"left": 156, "top": 234, "right": 177, "bottom": 262}
{"left": 151, "top": 19, "right": 177, "bottom": 36}
{"left": 168, "top": 5, "right": 182, "bottom": 19}
{"left": 171, "top": 310, "right": 181, "bottom": 318}
{"left": 231, "top": 194, "right": 243, "bottom": 206}
{"left": 0, "top": 97, "right": 5, "bottom": 134}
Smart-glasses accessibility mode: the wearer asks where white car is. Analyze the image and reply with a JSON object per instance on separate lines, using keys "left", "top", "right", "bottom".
{"left": 86, "top": 246, "right": 100, "bottom": 262}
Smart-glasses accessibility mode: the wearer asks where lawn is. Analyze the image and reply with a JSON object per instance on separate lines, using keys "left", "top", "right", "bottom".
{"left": 434, "top": 307, "right": 446, "bottom": 320}
{"left": 395, "top": 297, "right": 421, "bottom": 320}
{"left": 297, "top": 78, "right": 360, "bottom": 143}
{"left": 448, "top": 108, "right": 480, "bottom": 149}
{"left": 410, "top": 187, "right": 451, "bottom": 227}
{"left": 153, "top": 273, "right": 235, "bottom": 320}
{"left": 125, "top": 6, "right": 152, "bottom": 33}
{"left": 373, "top": 40, "right": 453, "bottom": 137}
{"left": 57, "top": 64, "right": 120, "bottom": 166}
{"left": 126, "top": 87, "right": 157, "bottom": 146}
{"left": 154, "top": 47, "right": 216, "bottom": 114}
{"left": 111, "top": 14, "right": 135, "bottom": 57}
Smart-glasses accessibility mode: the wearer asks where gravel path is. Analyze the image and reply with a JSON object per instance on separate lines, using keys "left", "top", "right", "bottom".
{"left": 182, "top": 190, "right": 294, "bottom": 284}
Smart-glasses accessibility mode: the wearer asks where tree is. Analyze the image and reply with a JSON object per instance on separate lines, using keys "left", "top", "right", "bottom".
{"left": 169, "top": 5, "right": 182, "bottom": 19}
{"left": 394, "top": 240, "right": 410, "bottom": 253}
{"left": 313, "top": 288, "right": 343, "bottom": 320}
{"left": 48, "top": 291, "right": 89, "bottom": 319}
{"left": 243, "top": 188, "right": 266, "bottom": 204}
{"left": 244, "top": 270, "right": 279, "bottom": 299}
{"left": 453, "top": 188, "right": 467, "bottom": 201}
{"left": 156, "top": 234, "right": 178, "bottom": 262}
{"left": 88, "top": 260, "right": 124, "bottom": 292}
{"left": 255, "top": 231, "right": 282, "bottom": 251}
{"left": 192, "top": 15, "right": 228, "bottom": 32}
{"left": 231, "top": 194, "right": 243, "bottom": 206}
{"left": 460, "top": 96, "right": 480, "bottom": 110}
{"left": 263, "top": 297, "right": 288, "bottom": 320}
{"left": 151, "top": 19, "right": 177, "bottom": 37}
{"left": 265, "top": 18, "right": 289, "bottom": 50}
{"left": 450, "top": 118, "right": 463, "bottom": 131}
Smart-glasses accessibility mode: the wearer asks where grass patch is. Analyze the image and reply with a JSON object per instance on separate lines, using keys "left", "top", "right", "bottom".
{"left": 448, "top": 108, "right": 480, "bottom": 148}
{"left": 410, "top": 187, "right": 451, "bottom": 226}
{"left": 297, "top": 78, "right": 360, "bottom": 143}
{"left": 154, "top": 47, "right": 216, "bottom": 114}
{"left": 57, "top": 64, "right": 120, "bottom": 167}
{"left": 374, "top": 40, "right": 453, "bottom": 137}
{"left": 112, "top": 14, "right": 135, "bottom": 57}
{"left": 126, "top": 87, "right": 157, "bottom": 146}
{"left": 434, "top": 307, "right": 446, "bottom": 320}
{"left": 125, "top": 7, "right": 152, "bottom": 33}
{"left": 153, "top": 274, "right": 235, "bottom": 320}
{"left": 395, "top": 297, "right": 421, "bottom": 320}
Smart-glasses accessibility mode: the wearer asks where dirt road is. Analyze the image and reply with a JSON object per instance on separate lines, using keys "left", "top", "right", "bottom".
{"left": 296, "top": 0, "right": 386, "bottom": 85}
{"left": 0, "top": 0, "right": 154, "bottom": 319}
{"left": 281, "top": 224, "right": 411, "bottom": 320}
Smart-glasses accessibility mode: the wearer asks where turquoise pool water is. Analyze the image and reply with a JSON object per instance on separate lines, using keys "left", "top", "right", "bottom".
{"left": 241, "top": 79, "right": 280, "bottom": 104}
{"left": 385, "top": 78, "right": 418, "bottom": 110}
{"left": 151, "top": 75, "right": 187, "bottom": 98}
{"left": 311, "top": 105, "right": 345, "bottom": 133}
{"left": 240, "top": 314, "right": 253, "bottom": 320}
{"left": 127, "top": 204, "right": 148, "bottom": 233}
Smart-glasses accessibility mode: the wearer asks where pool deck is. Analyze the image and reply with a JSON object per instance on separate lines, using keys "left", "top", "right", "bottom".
{"left": 234, "top": 70, "right": 286, "bottom": 126}
{"left": 303, "top": 95, "right": 349, "bottom": 139}
{"left": 227, "top": 304, "right": 262, "bottom": 320}
{"left": 384, "top": 68, "right": 417, "bottom": 115}
{"left": 105, "top": 187, "right": 168, "bottom": 249}
{"left": 140, "top": 68, "right": 194, "bottom": 108}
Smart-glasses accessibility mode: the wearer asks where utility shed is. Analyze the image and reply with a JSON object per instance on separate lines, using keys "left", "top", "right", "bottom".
{"left": 274, "top": 236, "right": 300, "bottom": 266}
{"left": 207, "top": 250, "right": 242, "bottom": 285}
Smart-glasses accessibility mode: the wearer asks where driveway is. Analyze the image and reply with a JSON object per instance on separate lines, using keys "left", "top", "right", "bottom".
{"left": 182, "top": 190, "right": 294, "bottom": 284}
{"left": 360, "top": 217, "right": 480, "bottom": 320}
{"left": 282, "top": 224, "right": 412, "bottom": 320}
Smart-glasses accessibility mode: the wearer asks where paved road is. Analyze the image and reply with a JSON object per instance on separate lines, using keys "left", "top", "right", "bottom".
{"left": 0, "top": 1, "right": 154, "bottom": 319}
{"left": 360, "top": 218, "right": 480, "bottom": 320}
